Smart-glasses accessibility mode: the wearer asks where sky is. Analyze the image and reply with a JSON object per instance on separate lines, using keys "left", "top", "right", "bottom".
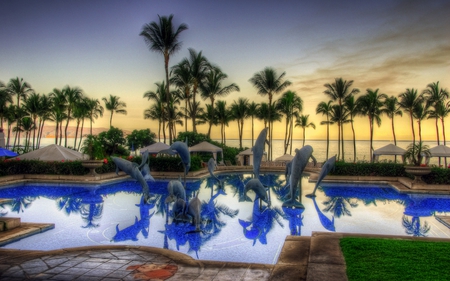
{"left": 1, "top": 0, "right": 449, "bottom": 141}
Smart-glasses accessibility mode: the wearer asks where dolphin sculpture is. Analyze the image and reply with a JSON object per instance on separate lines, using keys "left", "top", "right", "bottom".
{"left": 140, "top": 163, "right": 155, "bottom": 182}
{"left": 306, "top": 155, "right": 336, "bottom": 198}
{"left": 311, "top": 196, "right": 335, "bottom": 232}
{"left": 244, "top": 178, "right": 269, "bottom": 204}
{"left": 187, "top": 193, "right": 202, "bottom": 232}
{"left": 159, "top": 139, "right": 191, "bottom": 175}
{"left": 165, "top": 180, "right": 186, "bottom": 204}
{"left": 207, "top": 158, "right": 223, "bottom": 191}
{"left": 172, "top": 198, "right": 189, "bottom": 222}
{"left": 282, "top": 145, "right": 316, "bottom": 208}
{"left": 252, "top": 128, "right": 269, "bottom": 179}
{"left": 112, "top": 156, "right": 151, "bottom": 203}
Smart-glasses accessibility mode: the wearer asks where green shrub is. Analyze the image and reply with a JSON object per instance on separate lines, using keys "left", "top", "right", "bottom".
{"left": 423, "top": 167, "right": 450, "bottom": 184}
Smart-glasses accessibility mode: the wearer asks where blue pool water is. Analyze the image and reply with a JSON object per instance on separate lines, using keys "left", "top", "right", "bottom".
{"left": 1, "top": 173, "right": 450, "bottom": 264}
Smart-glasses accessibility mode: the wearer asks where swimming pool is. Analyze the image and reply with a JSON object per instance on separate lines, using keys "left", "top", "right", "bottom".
{"left": 1, "top": 173, "right": 450, "bottom": 264}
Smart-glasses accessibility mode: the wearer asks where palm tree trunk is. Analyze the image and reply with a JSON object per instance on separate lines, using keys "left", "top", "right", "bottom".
{"left": 337, "top": 123, "right": 341, "bottom": 161}
{"left": 54, "top": 123, "right": 58, "bottom": 144}
{"left": 290, "top": 115, "right": 294, "bottom": 155}
{"left": 302, "top": 128, "right": 305, "bottom": 147}
{"left": 283, "top": 117, "right": 289, "bottom": 154}
{"left": 251, "top": 116, "right": 255, "bottom": 145}
{"left": 32, "top": 117, "right": 37, "bottom": 150}
{"left": 341, "top": 122, "right": 345, "bottom": 161}
{"left": 64, "top": 114, "right": 70, "bottom": 147}
{"left": 326, "top": 122, "right": 330, "bottom": 160}
{"left": 351, "top": 120, "right": 356, "bottom": 163}
{"left": 391, "top": 117, "right": 398, "bottom": 163}
{"left": 441, "top": 118, "right": 447, "bottom": 167}
{"left": 369, "top": 117, "right": 374, "bottom": 162}
{"left": 74, "top": 120, "right": 80, "bottom": 148}
{"left": 410, "top": 112, "right": 415, "bottom": 144}
{"left": 78, "top": 119, "right": 85, "bottom": 151}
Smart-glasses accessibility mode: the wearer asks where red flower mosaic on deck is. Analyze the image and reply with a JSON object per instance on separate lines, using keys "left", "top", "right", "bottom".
{"left": 126, "top": 263, "right": 178, "bottom": 280}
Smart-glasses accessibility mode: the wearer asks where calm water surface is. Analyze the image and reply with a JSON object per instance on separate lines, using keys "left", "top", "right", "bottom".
{"left": 1, "top": 173, "right": 450, "bottom": 264}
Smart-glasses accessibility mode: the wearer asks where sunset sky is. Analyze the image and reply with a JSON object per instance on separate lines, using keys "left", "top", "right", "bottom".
{"left": 1, "top": 0, "right": 449, "bottom": 141}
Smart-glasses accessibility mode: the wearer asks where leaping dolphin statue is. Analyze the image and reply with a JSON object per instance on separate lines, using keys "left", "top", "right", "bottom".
{"left": 244, "top": 178, "right": 269, "bottom": 204}
{"left": 282, "top": 145, "right": 316, "bottom": 208}
{"left": 165, "top": 180, "right": 186, "bottom": 204}
{"left": 187, "top": 193, "right": 202, "bottom": 232}
{"left": 159, "top": 139, "right": 191, "bottom": 187}
{"left": 252, "top": 128, "right": 269, "bottom": 179}
{"left": 306, "top": 155, "right": 336, "bottom": 198}
{"left": 207, "top": 158, "right": 223, "bottom": 191}
{"left": 112, "top": 156, "right": 151, "bottom": 203}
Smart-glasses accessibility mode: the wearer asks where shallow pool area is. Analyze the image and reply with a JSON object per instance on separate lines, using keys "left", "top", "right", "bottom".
{"left": 1, "top": 173, "right": 450, "bottom": 265}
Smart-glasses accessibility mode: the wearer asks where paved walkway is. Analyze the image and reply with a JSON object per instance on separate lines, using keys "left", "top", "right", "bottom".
{"left": 0, "top": 232, "right": 351, "bottom": 281}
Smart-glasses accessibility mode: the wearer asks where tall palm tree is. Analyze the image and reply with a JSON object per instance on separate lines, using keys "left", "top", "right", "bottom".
{"left": 50, "top": 88, "right": 67, "bottom": 145}
{"left": 36, "top": 94, "right": 52, "bottom": 149}
{"left": 144, "top": 103, "right": 163, "bottom": 142}
{"left": 20, "top": 116, "right": 34, "bottom": 152}
{"left": 102, "top": 95, "right": 127, "bottom": 128}
{"left": 215, "top": 100, "right": 231, "bottom": 145}
{"left": 423, "top": 81, "right": 449, "bottom": 145}
{"left": 23, "top": 92, "right": 41, "bottom": 150}
{"left": 247, "top": 102, "right": 259, "bottom": 146}
{"left": 0, "top": 81, "right": 12, "bottom": 130}
{"left": 324, "top": 78, "right": 359, "bottom": 160}
{"left": 165, "top": 91, "right": 183, "bottom": 139}
{"left": 295, "top": 114, "right": 316, "bottom": 147}
{"left": 144, "top": 81, "right": 167, "bottom": 141}
{"left": 62, "top": 86, "right": 83, "bottom": 147}
{"left": 412, "top": 101, "right": 430, "bottom": 144}
{"left": 185, "top": 100, "right": 205, "bottom": 132}
{"left": 230, "top": 98, "right": 249, "bottom": 149}
{"left": 383, "top": 96, "right": 403, "bottom": 162}
{"left": 6, "top": 77, "right": 33, "bottom": 149}
{"left": 72, "top": 97, "right": 90, "bottom": 149}
{"left": 398, "top": 88, "right": 423, "bottom": 144}
{"left": 343, "top": 96, "right": 359, "bottom": 162}
{"left": 200, "top": 66, "right": 240, "bottom": 138}
{"left": 249, "top": 67, "right": 291, "bottom": 161}
{"left": 356, "top": 89, "right": 387, "bottom": 162}
{"left": 316, "top": 101, "right": 333, "bottom": 160}
{"left": 171, "top": 61, "right": 193, "bottom": 132}
{"left": 85, "top": 98, "right": 104, "bottom": 136}
{"left": 276, "top": 90, "right": 303, "bottom": 155}
{"left": 140, "top": 14, "right": 188, "bottom": 141}
{"left": 181, "top": 48, "right": 210, "bottom": 132}
{"left": 329, "top": 105, "right": 349, "bottom": 161}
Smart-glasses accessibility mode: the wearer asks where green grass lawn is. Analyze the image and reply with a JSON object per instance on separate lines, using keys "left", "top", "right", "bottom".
{"left": 340, "top": 237, "right": 450, "bottom": 281}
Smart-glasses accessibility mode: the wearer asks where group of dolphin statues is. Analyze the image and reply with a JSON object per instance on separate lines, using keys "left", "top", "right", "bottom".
{"left": 111, "top": 128, "right": 337, "bottom": 236}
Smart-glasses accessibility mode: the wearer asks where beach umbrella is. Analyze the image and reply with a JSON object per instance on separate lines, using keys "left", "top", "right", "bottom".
{"left": 0, "top": 147, "right": 18, "bottom": 157}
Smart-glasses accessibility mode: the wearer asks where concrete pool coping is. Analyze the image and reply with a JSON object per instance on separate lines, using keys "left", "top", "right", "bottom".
{"left": 1, "top": 168, "right": 450, "bottom": 280}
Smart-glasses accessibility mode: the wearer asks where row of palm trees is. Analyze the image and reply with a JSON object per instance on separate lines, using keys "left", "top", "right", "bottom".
{"left": 0, "top": 77, "right": 129, "bottom": 152}
{"left": 317, "top": 78, "right": 449, "bottom": 162}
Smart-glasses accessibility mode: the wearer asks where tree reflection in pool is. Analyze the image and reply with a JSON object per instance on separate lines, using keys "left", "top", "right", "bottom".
{"left": 1, "top": 173, "right": 450, "bottom": 264}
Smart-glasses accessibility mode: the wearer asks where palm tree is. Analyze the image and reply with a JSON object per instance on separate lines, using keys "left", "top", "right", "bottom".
{"left": 62, "top": 86, "right": 83, "bottom": 147}
{"left": 383, "top": 96, "right": 403, "bottom": 162}
{"left": 144, "top": 81, "right": 167, "bottom": 141}
{"left": 329, "top": 105, "right": 349, "bottom": 161}
{"left": 324, "top": 78, "right": 359, "bottom": 160}
{"left": 200, "top": 66, "right": 240, "bottom": 138}
{"left": 412, "top": 101, "right": 430, "bottom": 144}
{"left": 50, "top": 88, "right": 67, "bottom": 145}
{"left": 6, "top": 77, "right": 33, "bottom": 149}
{"left": 276, "top": 90, "right": 303, "bottom": 155}
{"left": 343, "top": 96, "right": 359, "bottom": 162}
{"left": 171, "top": 61, "right": 193, "bottom": 132}
{"left": 316, "top": 101, "right": 333, "bottom": 160}
{"left": 295, "top": 114, "right": 316, "bottom": 147}
{"left": 185, "top": 100, "right": 205, "bottom": 132}
{"left": 102, "top": 95, "right": 127, "bottom": 128}
{"left": 230, "top": 98, "right": 249, "bottom": 149}
{"left": 247, "top": 102, "right": 259, "bottom": 146}
{"left": 85, "top": 98, "right": 104, "bottom": 136}
{"left": 20, "top": 116, "right": 35, "bottom": 152}
{"left": 72, "top": 97, "right": 90, "bottom": 149}
{"left": 215, "top": 100, "right": 231, "bottom": 145}
{"left": 165, "top": 92, "right": 183, "bottom": 138}
{"left": 0, "top": 81, "right": 12, "bottom": 130}
{"left": 140, "top": 14, "right": 188, "bottom": 140}
{"left": 144, "top": 104, "right": 163, "bottom": 142}
{"left": 356, "top": 89, "right": 387, "bottom": 162}
{"left": 23, "top": 92, "right": 41, "bottom": 150}
{"left": 4, "top": 105, "right": 17, "bottom": 148}
{"left": 35, "top": 94, "right": 52, "bottom": 148}
{"left": 423, "top": 81, "right": 449, "bottom": 146}
{"left": 398, "top": 88, "right": 423, "bottom": 144}
{"left": 181, "top": 48, "right": 210, "bottom": 132}
{"left": 249, "top": 67, "right": 291, "bottom": 161}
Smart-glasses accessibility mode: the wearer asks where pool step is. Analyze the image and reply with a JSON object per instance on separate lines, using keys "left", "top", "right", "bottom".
{"left": 0, "top": 217, "right": 21, "bottom": 232}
